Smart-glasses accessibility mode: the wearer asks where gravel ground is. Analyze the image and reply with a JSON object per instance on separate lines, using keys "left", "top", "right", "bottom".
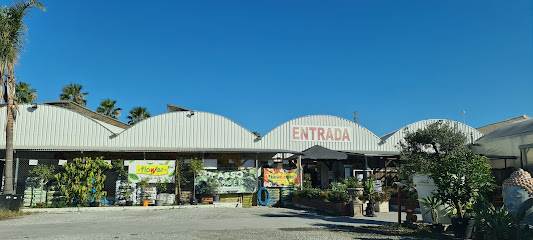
{"left": 0, "top": 207, "right": 427, "bottom": 240}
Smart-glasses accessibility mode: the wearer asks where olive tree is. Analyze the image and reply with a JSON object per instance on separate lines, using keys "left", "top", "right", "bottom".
{"left": 398, "top": 121, "right": 467, "bottom": 182}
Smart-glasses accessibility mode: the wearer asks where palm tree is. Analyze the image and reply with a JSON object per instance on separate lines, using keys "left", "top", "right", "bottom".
{"left": 0, "top": 0, "right": 45, "bottom": 195}
{"left": 96, "top": 98, "right": 122, "bottom": 119}
{"left": 15, "top": 81, "right": 37, "bottom": 103}
{"left": 127, "top": 107, "right": 150, "bottom": 125}
{"left": 59, "top": 82, "right": 88, "bottom": 106}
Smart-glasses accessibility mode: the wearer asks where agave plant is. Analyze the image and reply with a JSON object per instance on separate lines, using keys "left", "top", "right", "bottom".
{"left": 419, "top": 195, "right": 442, "bottom": 224}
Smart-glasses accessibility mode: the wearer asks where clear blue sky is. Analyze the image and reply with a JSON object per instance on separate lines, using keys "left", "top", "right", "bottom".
{"left": 11, "top": 0, "right": 533, "bottom": 136}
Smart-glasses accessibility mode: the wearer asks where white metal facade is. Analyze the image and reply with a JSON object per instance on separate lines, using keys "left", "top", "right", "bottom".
{"left": 256, "top": 115, "right": 383, "bottom": 153}
{"left": 0, "top": 104, "right": 484, "bottom": 154}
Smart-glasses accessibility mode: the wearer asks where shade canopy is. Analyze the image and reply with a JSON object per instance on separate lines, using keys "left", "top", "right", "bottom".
{"left": 299, "top": 145, "right": 349, "bottom": 160}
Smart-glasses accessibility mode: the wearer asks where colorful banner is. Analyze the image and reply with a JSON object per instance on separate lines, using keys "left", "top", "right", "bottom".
{"left": 127, "top": 160, "right": 175, "bottom": 183}
{"left": 195, "top": 169, "right": 257, "bottom": 194}
{"left": 263, "top": 168, "right": 300, "bottom": 187}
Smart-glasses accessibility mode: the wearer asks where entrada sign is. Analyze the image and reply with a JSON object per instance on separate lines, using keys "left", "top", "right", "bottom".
{"left": 291, "top": 125, "right": 352, "bottom": 142}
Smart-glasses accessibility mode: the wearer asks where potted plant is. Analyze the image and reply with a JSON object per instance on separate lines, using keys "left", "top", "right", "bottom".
{"left": 343, "top": 177, "right": 363, "bottom": 203}
{"left": 124, "top": 187, "right": 133, "bottom": 206}
{"left": 28, "top": 165, "right": 55, "bottom": 207}
{"left": 473, "top": 197, "right": 533, "bottom": 240}
{"left": 188, "top": 158, "right": 204, "bottom": 205}
{"left": 155, "top": 179, "right": 167, "bottom": 206}
{"left": 136, "top": 178, "right": 150, "bottom": 206}
{"left": 111, "top": 160, "right": 133, "bottom": 206}
{"left": 429, "top": 148, "right": 494, "bottom": 239}
{"left": 203, "top": 177, "right": 221, "bottom": 203}
{"left": 374, "top": 187, "right": 393, "bottom": 212}
{"left": 419, "top": 194, "right": 449, "bottom": 232}
{"left": 399, "top": 121, "right": 469, "bottom": 224}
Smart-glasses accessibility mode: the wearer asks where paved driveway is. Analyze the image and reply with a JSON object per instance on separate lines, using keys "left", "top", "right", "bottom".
{"left": 0, "top": 207, "right": 418, "bottom": 240}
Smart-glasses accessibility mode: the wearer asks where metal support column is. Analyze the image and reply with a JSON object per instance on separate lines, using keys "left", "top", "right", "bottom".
{"left": 299, "top": 155, "right": 303, "bottom": 190}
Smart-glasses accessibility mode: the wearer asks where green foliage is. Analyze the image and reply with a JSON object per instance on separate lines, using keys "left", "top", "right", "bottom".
{"left": 54, "top": 157, "right": 111, "bottom": 205}
{"left": 96, "top": 98, "right": 122, "bottom": 119}
{"left": 303, "top": 173, "right": 312, "bottom": 189}
{"left": 343, "top": 176, "right": 363, "bottom": 188}
{"left": 473, "top": 197, "right": 533, "bottom": 240}
{"left": 374, "top": 187, "right": 394, "bottom": 202}
{"left": 398, "top": 121, "right": 467, "bottom": 182}
{"left": 59, "top": 82, "right": 88, "bottom": 106}
{"left": 15, "top": 81, "right": 37, "bottom": 104}
{"left": 292, "top": 188, "right": 350, "bottom": 203}
{"left": 330, "top": 181, "right": 347, "bottom": 192}
{"left": 188, "top": 158, "right": 204, "bottom": 175}
{"left": 201, "top": 177, "right": 220, "bottom": 195}
{"left": 29, "top": 165, "right": 55, "bottom": 183}
{"left": 429, "top": 148, "right": 495, "bottom": 219}
{"left": 155, "top": 179, "right": 167, "bottom": 194}
{"left": 419, "top": 194, "right": 444, "bottom": 223}
{"left": 111, "top": 160, "right": 128, "bottom": 179}
{"left": 127, "top": 106, "right": 150, "bottom": 125}
{"left": 29, "top": 164, "right": 55, "bottom": 204}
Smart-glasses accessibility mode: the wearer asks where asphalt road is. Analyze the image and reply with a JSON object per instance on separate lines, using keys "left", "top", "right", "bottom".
{"left": 0, "top": 207, "right": 419, "bottom": 240}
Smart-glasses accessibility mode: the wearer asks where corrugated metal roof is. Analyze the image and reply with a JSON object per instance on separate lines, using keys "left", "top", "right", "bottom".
{"left": 476, "top": 118, "right": 533, "bottom": 141}
{"left": 41, "top": 101, "right": 130, "bottom": 130}
{"left": 476, "top": 115, "right": 531, "bottom": 135}
{"left": 0, "top": 105, "right": 484, "bottom": 157}
{"left": 256, "top": 115, "right": 383, "bottom": 153}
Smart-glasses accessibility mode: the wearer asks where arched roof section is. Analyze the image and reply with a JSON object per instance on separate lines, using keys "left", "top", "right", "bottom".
{"left": 110, "top": 111, "right": 260, "bottom": 151}
{"left": 472, "top": 118, "right": 533, "bottom": 158}
{"left": 0, "top": 104, "right": 117, "bottom": 150}
{"left": 379, "top": 119, "right": 484, "bottom": 152}
{"left": 256, "top": 115, "right": 382, "bottom": 153}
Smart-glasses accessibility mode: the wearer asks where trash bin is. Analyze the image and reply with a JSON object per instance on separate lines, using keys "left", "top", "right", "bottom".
{"left": 0, "top": 194, "right": 24, "bottom": 211}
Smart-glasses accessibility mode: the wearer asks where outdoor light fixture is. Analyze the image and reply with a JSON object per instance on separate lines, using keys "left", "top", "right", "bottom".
{"left": 190, "top": 110, "right": 195, "bottom": 116}
{"left": 31, "top": 103, "right": 38, "bottom": 109}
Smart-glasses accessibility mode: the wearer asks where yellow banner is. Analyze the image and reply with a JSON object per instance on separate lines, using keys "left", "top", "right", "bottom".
{"left": 136, "top": 165, "right": 168, "bottom": 175}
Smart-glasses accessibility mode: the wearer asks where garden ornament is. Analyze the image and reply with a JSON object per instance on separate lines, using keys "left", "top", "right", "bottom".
{"left": 502, "top": 168, "right": 533, "bottom": 225}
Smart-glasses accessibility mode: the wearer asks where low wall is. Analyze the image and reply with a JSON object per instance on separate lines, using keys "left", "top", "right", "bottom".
{"left": 292, "top": 196, "right": 348, "bottom": 216}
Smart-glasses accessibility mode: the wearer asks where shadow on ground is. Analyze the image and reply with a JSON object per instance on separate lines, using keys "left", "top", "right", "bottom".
{"left": 258, "top": 210, "right": 395, "bottom": 226}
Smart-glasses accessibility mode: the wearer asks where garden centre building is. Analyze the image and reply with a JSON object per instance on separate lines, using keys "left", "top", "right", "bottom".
{"left": 0, "top": 102, "right": 494, "bottom": 205}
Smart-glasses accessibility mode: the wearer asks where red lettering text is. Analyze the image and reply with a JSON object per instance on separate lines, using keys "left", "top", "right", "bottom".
{"left": 300, "top": 127, "right": 308, "bottom": 140}
{"left": 292, "top": 127, "right": 299, "bottom": 140}
{"left": 318, "top": 128, "right": 325, "bottom": 140}
{"left": 326, "top": 128, "right": 334, "bottom": 140}
{"left": 342, "top": 129, "right": 350, "bottom": 141}
{"left": 309, "top": 127, "right": 317, "bottom": 140}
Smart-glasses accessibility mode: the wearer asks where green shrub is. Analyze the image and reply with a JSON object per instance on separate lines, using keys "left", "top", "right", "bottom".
{"left": 292, "top": 188, "right": 350, "bottom": 203}
{"left": 54, "top": 157, "right": 111, "bottom": 205}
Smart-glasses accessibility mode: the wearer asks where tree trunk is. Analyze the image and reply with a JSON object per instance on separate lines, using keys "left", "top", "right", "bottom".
{"left": 4, "top": 92, "right": 14, "bottom": 195}
{"left": 40, "top": 179, "right": 44, "bottom": 204}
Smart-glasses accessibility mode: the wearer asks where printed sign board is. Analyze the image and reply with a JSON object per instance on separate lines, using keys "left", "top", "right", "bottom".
{"left": 373, "top": 180, "right": 382, "bottom": 193}
{"left": 263, "top": 168, "right": 300, "bottom": 187}
{"left": 195, "top": 169, "right": 257, "bottom": 194}
{"left": 127, "top": 160, "right": 175, "bottom": 183}
{"left": 291, "top": 125, "right": 352, "bottom": 142}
